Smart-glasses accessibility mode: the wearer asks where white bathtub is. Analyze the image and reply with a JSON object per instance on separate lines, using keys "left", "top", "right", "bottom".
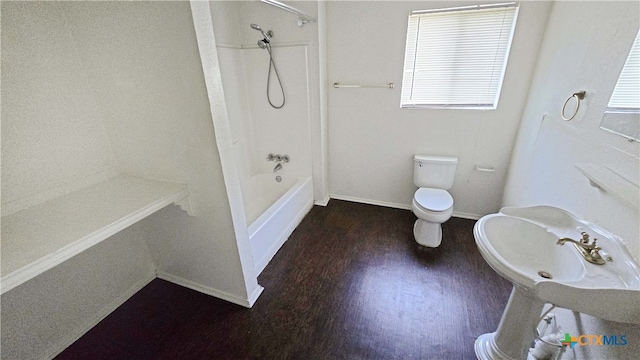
{"left": 242, "top": 174, "right": 313, "bottom": 274}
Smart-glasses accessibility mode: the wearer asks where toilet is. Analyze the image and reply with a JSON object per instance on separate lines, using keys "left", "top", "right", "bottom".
{"left": 412, "top": 155, "right": 458, "bottom": 247}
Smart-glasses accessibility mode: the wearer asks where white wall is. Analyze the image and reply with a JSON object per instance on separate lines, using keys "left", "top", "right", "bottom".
{"left": 216, "top": 45, "right": 313, "bottom": 181}
{"left": 503, "top": 1, "right": 639, "bottom": 358}
{"left": 326, "top": 1, "right": 552, "bottom": 218}
{"left": 503, "top": 1, "right": 639, "bottom": 264}
{"left": 209, "top": 2, "right": 257, "bottom": 183}
{"left": 1, "top": 224, "right": 155, "bottom": 360}
{"left": 216, "top": 47, "right": 259, "bottom": 182}
{"left": 1, "top": 1, "right": 118, "bottom": 215}
{"left": 243, "top": 45, "right": 313, "bottom": 177}
{"left": 1, "top": 3, "right": 155, "bottom": 358}
{"left": 58, "top": 1, "right": 259, "bottom": 303}
{"left": 1, "top": 1, "right": 261, "bottom": 357}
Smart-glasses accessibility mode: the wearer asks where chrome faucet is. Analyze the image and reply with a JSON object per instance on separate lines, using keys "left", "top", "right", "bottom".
{"left": 267, "top": 153, "right": 289, "bottom": 173}
{"left": 557, "top": 232, "right": 605, "bottom": 265}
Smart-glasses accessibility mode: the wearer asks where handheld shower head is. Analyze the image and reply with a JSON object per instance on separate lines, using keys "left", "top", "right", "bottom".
{"left": 250, "top": 23, "right": 273, "bottom": 41}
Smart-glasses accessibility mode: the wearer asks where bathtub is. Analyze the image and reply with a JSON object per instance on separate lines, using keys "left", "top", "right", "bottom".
{"left": 242, "top": 174, "right": 313, "bottom": 274}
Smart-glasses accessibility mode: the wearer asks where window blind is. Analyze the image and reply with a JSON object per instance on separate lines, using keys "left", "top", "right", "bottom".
{"left": 401, "top": 3, "right": 519, "bottom": 109}
{"left": 608, "top": 30, "right": 640, "bottom": 110}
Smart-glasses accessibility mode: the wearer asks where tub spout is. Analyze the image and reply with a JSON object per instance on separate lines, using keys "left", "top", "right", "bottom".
{"left": 273, "top": 163, "right": 282, "bottom": 172}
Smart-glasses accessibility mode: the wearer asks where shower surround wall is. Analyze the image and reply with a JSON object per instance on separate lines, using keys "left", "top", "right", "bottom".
{"left": 218, "top": 45, "right": 313, "bottom": 180}
{"left": 210, "top": 0, "right": 324, "bottom": 198}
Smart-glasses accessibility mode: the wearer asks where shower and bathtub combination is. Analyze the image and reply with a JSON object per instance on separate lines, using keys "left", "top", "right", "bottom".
{"left": 214, "top": 1, "right": 318, "bottom": 275}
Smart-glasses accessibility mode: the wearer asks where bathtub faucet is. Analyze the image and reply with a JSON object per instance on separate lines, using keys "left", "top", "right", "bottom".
{"left": 267, "top": 153, "right": 290, "bottom": 163}
{"left": 267, "top": 153, "right": 289, "bottom": 172}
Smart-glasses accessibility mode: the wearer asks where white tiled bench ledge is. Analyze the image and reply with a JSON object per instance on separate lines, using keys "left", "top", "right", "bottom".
{"left": 1, "top": 174, "right": 191, "bottom": 294}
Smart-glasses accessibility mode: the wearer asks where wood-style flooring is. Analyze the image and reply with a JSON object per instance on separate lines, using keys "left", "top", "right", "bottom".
{"left": 57, "top": 199, "right": 512, "bottom": 359}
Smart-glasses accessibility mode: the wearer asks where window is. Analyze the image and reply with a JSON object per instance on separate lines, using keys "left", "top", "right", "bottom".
{"left": 607, "top": 30, "right": 640, "bottom": 111}
{"left": 600, "top": 29, "right": 640, "bottom": 141}
{"left": 400, "top": 3, "right": 519, "bottom": 109}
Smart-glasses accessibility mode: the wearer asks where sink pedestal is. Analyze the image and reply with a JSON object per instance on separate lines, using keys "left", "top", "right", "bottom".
{"left": 475, "top": 286, "right": 545, "bottom": 360}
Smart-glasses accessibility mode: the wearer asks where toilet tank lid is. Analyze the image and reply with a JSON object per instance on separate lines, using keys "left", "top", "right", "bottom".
{"left": 414, "top": 155, "right": 458, "bottom": 164}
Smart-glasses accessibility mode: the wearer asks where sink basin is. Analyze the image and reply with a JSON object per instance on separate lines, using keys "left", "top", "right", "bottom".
{"left": 473, "top": 206, "right": 640, "bottom": 360}
{"left": 475, "top": 205, "right": 640, "bottom": 323}
{"left": 476, "top": 215, "right": 586, "bottom": 286}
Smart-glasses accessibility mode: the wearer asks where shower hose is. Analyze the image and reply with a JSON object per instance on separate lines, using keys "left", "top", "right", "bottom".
{"left": 265, "top": 44, "right": 285, "bottom": 109}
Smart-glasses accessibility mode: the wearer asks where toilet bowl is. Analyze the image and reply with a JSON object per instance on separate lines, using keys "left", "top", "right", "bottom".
{"left": 412, "top": 155, "right": 458, "bottom": 247}
{"left": 412, "top": 188, "right": 453, "bottom": 247}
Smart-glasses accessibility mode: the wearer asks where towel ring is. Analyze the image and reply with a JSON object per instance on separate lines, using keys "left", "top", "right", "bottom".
{"left": 561, "top": 91, "right": 586, "bottom": 121}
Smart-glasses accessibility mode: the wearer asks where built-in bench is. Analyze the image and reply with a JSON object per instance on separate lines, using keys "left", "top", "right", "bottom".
{"left": 1, "top": 174, "right": 191, "bottom": 294}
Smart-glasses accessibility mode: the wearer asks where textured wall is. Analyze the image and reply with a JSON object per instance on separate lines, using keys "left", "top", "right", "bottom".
{"left": 1, "top": 224, "right": 155, "bottom": 360}
{"left": 1, "top": 1, "right": 118, "bottom": 215}
{"left": 503, "top": 1, "right": 640, "bottom": 358}
{"left": 1, "top": 1, "right": 260, "bottom": 357}
{"left": 1, "top": 3, "right": 156, "bottom": 358}
{"left": 503, "top": 1, "right": 639, "bottom": 264}
{"left": 55, "top": 0, "right": 255, "bottom": 301}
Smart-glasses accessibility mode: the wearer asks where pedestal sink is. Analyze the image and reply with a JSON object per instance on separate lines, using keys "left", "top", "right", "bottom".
{"left": 473, "top": 206, "right": 640, "bottom": 360}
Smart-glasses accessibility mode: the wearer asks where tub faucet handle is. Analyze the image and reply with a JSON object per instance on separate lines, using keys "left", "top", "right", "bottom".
{"left": 267, "top": 153, "right": 275, "bottom": 161}
{"left": 275, "top": 155, "right": 282, "bottom": 162}
{"left": 282, "top": 155, "right": 290, "bottom": 163}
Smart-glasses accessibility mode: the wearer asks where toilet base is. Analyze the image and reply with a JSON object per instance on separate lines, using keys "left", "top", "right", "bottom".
{"left": 413, "top": 219, "right": 442, "bottom": 247}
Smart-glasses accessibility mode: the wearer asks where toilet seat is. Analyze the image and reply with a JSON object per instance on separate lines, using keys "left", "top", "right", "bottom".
{"left": 413, "top": 188, "right": 453, "bottom": 212}
{"left": 411, "top": 188, "right": 453, "bottom": 224}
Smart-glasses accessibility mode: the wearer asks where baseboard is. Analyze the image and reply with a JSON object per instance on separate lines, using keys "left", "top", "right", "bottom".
{"left": 329, "top": 194, "right": 412, "bottom": 210}
{"left": 247, "top": 283, "right": 265, "bottom": 307}
{"left": 41, "top": 271, "right": 156, "bottom": 360}
{"left": 157, "top": 271, "right": 262, "bottom": 308}
{"left": 329, "top": 195, "right": 483, "bottom": 220}
{"left": 452, "top": 211, "right": 482, "bottom": 220}
{"left": 314, "top": 195, "right": 330, "bottom": 207}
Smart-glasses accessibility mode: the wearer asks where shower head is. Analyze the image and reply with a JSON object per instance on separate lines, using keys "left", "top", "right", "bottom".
{"left": 250, "top": 23, "right": 273, "bottom": 41}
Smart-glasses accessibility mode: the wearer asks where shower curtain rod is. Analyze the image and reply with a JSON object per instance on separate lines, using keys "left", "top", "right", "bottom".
{"left": 260, "top": 0, "right": 317, "bottom": 27}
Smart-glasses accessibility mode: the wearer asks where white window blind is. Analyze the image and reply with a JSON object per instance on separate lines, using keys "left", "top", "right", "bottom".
{"left": 608, "top": 30, "right": 640, "bottom": 110}
{"left": 401, "top": 3, "right": 519, "bottom": 109}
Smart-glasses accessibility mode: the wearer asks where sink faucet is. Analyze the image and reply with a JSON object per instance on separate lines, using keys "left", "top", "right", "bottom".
{"left": 273, "top": 163, "right": 282, "bottom": 173}
{"left": 557, "top": 232, "right": 605, "bottom": 265}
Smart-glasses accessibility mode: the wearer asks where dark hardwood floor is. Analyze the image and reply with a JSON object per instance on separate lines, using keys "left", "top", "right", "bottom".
{"left": 57, "top": 200, "right": 512, "bottom": 359}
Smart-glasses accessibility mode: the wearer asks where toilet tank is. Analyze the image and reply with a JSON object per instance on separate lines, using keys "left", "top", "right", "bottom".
{"left": 413, "top": 155, "right": 458, "bottom": 189}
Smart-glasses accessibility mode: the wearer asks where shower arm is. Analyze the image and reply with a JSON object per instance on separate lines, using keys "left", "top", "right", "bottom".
{"left": 260, "top": 0, "right": 317, "bottom": 27}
